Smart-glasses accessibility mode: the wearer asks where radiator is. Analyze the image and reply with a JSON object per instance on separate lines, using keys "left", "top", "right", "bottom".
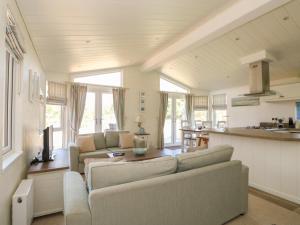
{"left": 12, "top": 179, "right": 34, "bottom": 225}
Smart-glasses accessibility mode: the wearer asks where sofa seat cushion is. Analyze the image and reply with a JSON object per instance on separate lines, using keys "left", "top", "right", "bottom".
{"left": 94, "top": 132, "right": 106, "bottom": 150}
{"left": 79, "top": 150, "right": 109, "bottom": 163}
{"left": 176, "top": 145, "right": 234, "bottom": 172}
{"left": 87, "top": 156, "right": 177, "bottom": 191}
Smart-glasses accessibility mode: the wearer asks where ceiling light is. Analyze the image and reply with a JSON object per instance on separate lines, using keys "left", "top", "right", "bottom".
{"left": 235, "top": 37, "right": 240, "bottom": 41}
{"left": 85, "top": 40, "right": 91, "bottom": 44}
{"left": 194, "top": 55, "right": 198, "bottom": 59}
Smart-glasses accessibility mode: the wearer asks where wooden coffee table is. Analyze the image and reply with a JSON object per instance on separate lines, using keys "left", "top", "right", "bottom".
{"left": 106, "top": 148, "right": 185, "bottom": 162}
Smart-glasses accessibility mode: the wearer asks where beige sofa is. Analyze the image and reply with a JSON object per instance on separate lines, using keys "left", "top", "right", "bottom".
{"left": 64, "top": 145, "right": 249, "bottom": 225}
{"left": 68, "top": 131, "right": 146, "bottom": 173}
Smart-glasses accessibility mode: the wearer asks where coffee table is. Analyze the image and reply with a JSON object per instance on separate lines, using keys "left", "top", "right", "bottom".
{"left": 106, "top": 148, "right": 185, "bottom": 162}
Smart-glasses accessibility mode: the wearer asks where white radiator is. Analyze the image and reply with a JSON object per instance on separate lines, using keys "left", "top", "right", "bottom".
{"left": 12, "top": 179, "right": 34, "bottom": 225}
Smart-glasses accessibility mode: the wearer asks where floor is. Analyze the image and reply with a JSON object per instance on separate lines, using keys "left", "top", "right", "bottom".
{"left": 32, "top": 193, "right": 300, "bottom": 225}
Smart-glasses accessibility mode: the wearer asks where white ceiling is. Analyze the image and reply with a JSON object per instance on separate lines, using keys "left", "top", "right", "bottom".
{"left": 16, "top": 0, "right": 234, "bottom": 73}
{"left": 161, "top": 0, "right": 300, "bottom": 90}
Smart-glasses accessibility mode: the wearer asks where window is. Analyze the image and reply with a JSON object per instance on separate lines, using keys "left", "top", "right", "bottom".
{"left": 46, "top": 104, "right": 65, "bottom": 149}
{"left": 73, "top": 71, "right": 122, "bottom": 87}
{"left": 79, "top": 91, "right": 116, "bottom": 134}
{"left": 2, "top": 49, "right": 18, "bottom": 155}
{"left": 193, "top": 96, "right": 209, "bottom": 122}
{"left": 212, "top": 94, "right": 227, "bottom": 128}
{"left": 160, "top": 77, "right": 188, "bottom": 93}
{"left": 297, "top": 102, "right": 300, "bottom": 120}
{"left": 164, "top": 94, "right": 185, "bottom": 145}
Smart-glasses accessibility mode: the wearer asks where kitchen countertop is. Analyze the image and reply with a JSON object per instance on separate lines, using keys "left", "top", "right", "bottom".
{"left": 207, "top": 127, "right": 300, "bottom": 142}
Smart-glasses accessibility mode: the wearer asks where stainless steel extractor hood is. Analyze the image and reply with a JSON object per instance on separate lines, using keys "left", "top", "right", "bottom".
{"left": 243, "top": 60, "right": 276, "bottom": 97}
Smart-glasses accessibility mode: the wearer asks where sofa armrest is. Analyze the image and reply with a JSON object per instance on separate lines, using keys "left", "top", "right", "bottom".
{"left": 240, "top": 164, "right": 249, "bottom": 214}
{"left": 64, "top": 172, "right": 91, "bottom": 225}
{"left": 69, "top": 143, "right": 80, "bottom": 172}
{"left": 134, "top": 137, "right": 146, "bottom": 148}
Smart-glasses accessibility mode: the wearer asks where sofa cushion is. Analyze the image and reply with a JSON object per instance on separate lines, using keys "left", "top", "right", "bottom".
{"left": 119, "top": 133, "right": 134, "bottom": 149}
{"left": 79, "top": 150, "right": 109, "bottom": 163}
{"left": 105, "top": 131, "right": 129, "bottom": 147}
{"left": 176, "top": 145, "right": 233, "bottom": 172}
{"left": 87, "top": 156, "right": 177, "bottom": 191}
{"left": 94, "top": 132, "right": 106, "bottom": 150}
{"left": 76, "top": 135, "right": 96, "bottom": 153}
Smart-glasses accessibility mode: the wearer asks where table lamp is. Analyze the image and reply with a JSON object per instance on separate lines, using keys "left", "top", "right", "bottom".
{"left": 135, "top": 115, "right": 145, "bottom": 134}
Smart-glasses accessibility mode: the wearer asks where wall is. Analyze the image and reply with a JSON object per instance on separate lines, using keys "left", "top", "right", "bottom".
{"left": 122, "top": 66, "right": 160, "bottom": 147}
{"left": 210, "top": 83, "right": 300, "bottom": 127}
{"left": 46, "top": 72, "right": 70, "bottom": 83}
{"left": 0, "top": 0, "right": 45, "bottom": 224}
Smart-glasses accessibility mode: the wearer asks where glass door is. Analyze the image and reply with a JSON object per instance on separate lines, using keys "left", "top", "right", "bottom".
{"left": 80, "top": 90, "right": 116, "bottom": 134}
{"left": 164, "top": 94, "right": 185, "bottom": 146}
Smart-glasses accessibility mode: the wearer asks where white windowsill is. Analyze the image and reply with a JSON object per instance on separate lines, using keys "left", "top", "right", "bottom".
{"left": 1, "top": 150, "right": 23, "bottom": 172}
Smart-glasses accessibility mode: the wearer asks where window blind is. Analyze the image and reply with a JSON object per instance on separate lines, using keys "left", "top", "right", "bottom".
{"left": 212, "top": 94, "right": 227, "bottom": 109}
{"left": 5, "top": 9, "right": 25, "bottom": 60}
{"left": 47, "top": 81, "right": 67, "bottom": 105}
{"left": 193, "top": 96, "right": 208, "bottom": 110}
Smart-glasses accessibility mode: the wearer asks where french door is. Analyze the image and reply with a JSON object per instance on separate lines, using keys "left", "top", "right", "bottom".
{"left": 164, "top": 94, "right": 185, "bottom": 146}
{"left": 79, "top": 90, "right": 116, "bottom": 134}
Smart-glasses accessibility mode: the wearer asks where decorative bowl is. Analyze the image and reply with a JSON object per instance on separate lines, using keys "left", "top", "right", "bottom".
{"left": 133, "top": 148, "right": 148, "bottom": 155}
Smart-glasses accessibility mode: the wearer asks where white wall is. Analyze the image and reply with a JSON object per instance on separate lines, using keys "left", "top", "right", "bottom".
{"left": 122, "top": 66, "right": 160, "bottom": 147}
{"left": 0, "top": 0, "right": 45, "bottom": 224}
{"left": 210, "top": 83, "right": 300, "bottom": 128}
{"left": 46, "top": 72, "right": 70, "bottom": 83}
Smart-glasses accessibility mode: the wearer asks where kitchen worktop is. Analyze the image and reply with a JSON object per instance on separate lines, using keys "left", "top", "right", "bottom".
{"left": 207, "top": 127, "right": 300, "bottom": 142}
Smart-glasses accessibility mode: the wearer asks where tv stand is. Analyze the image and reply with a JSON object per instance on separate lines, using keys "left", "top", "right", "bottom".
{"left": 27, "top": 149, "right": 69, "bottom": 217}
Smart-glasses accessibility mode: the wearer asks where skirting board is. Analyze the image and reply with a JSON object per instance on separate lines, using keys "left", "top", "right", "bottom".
{"left": 250, "top": 182, "right": 300, "bottom": 204}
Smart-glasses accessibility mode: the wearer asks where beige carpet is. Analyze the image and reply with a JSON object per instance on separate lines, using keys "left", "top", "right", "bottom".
{"left": 32, "top": 194, "right": 300, "bottom": 225}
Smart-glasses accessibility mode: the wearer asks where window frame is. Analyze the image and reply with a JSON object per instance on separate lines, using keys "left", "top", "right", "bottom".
{"left": 296, "top": 101, "right": 300, "bottom": 120}
{"left": 45, "top": 103, "right": 66, "bottom": 149}
{"left": 2, "top": 46, "right": 17, "bottom": 156}
{"left": 71, "top": 69, "right": 123, "bottom": 87}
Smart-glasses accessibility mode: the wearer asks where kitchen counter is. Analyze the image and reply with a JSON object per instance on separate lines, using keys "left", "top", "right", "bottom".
{"left": 207, "top": 127, "right": 300, "bottom": 142}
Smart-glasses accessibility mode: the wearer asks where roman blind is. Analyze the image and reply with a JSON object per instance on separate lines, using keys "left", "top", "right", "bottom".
{"left": 212, "top": 94, "right": 227, "bottom": 109}
{"left": 297, "top": 102, "right": 300, "bottom": 120}
{"left": 193, "top": 96, "right": 208, "bottom": 110}
{"left": 6, "top": 9, "right": 26, "bottom": 60}
{"left": 47, "top": 81, "right": 67, "bottom": 105}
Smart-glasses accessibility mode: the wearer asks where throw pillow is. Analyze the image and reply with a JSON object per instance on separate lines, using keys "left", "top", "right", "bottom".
{"left": 76, "top": 135, "right": 96, "bottom": 153}
{"left": 119, "top": 133, "right": 134, "bottom": 149}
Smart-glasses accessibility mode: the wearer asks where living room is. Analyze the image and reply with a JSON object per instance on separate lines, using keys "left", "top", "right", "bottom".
{"left": 1, "top": 1, "right": 300, "bottom": 225}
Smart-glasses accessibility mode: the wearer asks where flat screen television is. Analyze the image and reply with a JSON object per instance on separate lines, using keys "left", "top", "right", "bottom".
{"left": 42, "top": 125, "right": 54, "bottom": 161}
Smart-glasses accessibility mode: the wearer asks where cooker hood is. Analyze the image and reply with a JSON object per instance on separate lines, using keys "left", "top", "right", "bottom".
{"left": 240, "top": 51, "right": 276, "bottom": 97}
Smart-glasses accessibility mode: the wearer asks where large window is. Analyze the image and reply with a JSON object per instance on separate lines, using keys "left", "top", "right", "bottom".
{"left": 160, "top": 77, "right": 188, "bottom": 93}
{"left": 73, "top": 71, "right": 122, "bottom": 87}
{"left": 2, "top": 49, "right": 18, "bottom": 155}
{"left": 212, "top": 94, "right": 227, "bottom": 128}
{"left": 164, "top": 95, "right": 185, "bottom": 145}
{"left": 80, "top": 91, "right": 116, "bottom": 134}
{"left": 297, "top": 102, "right": 300, "bottom": 120}
{"left": 46, "top": 104, "right": 65, "bottom": 149}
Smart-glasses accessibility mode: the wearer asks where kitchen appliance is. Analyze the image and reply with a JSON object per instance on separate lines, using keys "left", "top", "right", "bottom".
{"left": 288, "top": 117, "right": 295, "bottom": 128}
{"left": 240, "top": 50, "right": 276, "bottom": 97}
{"left": 295, "top": 120, "right": 300, "bottom": 129}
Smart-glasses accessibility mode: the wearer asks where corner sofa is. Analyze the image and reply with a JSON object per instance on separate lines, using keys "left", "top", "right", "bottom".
{"left": 64, "top": 145, "right": 249, "bottom": 225}
{"left": 69, "top": 131, "right": 146, "bottom": 173}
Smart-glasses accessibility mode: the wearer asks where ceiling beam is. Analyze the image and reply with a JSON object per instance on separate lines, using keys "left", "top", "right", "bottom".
{"left": 142, "top": 0, "right": 291, "bottom": 71}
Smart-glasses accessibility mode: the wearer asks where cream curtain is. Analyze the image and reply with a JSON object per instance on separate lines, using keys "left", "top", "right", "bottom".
{"left": 157, "top": 92, "right": 168, "bottom": 149}
{"left": 185, "top": 94, "right": 193, "bottom": 123}
{"left": 68, "top": 83, "right": 87, "bottom": 142}
{"left": 47, "top": 81, "right": 67, "bottom": 105}
{"left": 112, "top": 88, "right": 126, "bottom": 130}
